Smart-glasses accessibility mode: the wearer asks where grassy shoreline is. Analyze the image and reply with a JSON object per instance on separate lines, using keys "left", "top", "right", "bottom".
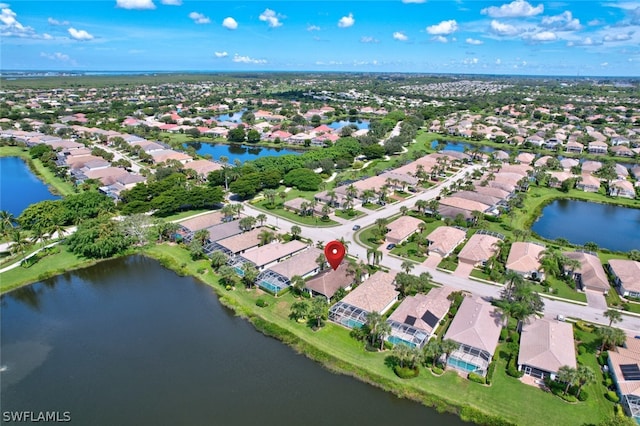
{"left": 0, "top": 146, "right": 76, "bottom": 196}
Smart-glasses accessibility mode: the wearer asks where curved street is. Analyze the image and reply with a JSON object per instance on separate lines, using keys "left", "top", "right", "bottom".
{"left": 241, "top": 163, "right": 640, "bottom": 335}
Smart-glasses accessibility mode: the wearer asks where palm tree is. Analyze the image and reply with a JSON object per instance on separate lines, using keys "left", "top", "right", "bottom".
{"left": 597, "top": 326, "right": 626, "bottom": 352}
{"left": 604, "top": 309, "right": 623, "bottom": 327}
{"left": 423, "top": 339, "right": 443, "bottom": 367}
{"left": 400, "top": 206, "right": 408, "bottom": 216}
{"left": 289, "top": 301, "right": 309, "bottom": 321}
{"left": 239, "top": 216, "right": 256, "bottom": 232}
{"left": 414, "top": 199, "right": 427, "bottom": 215}
{"left": 557, "top": 365, "right": 578, "bottom": 395}
{"left": 10, "top": 230, "right": 31, "bottom": 262}
{"left": 210, "top": 251, "right": 228, "bottom": 271}
{"left": 258, "top": 229, "right": 275, "bottom": 246}
{"left": 264, "top": 189, "right": 277, "bottom": 208}
{"left": 290, "top": 225, "right": 302, "bottom": 240}
{"left": 218, "top": 265, "right": 237, "bottom": 287}
{"left": 256, "top": 213, "right": 267, "bottom": 227}
{"left": 0, "top": 210, "right": 16, "bottom": 237}
{"left": 365, "top": 311, "right": 391, "bottom": 350}
{"left": 315, "top": 253, "right": 327, "bottom": 270}
{"left": 290, "top": 275, "right": 306, "bottom": 296}
{"left": 241, "top": 263, "right": 259, "bottom": 288}
{"left": 400, "top": 260, "right": 415, "bottom": 274}
{"left": 502, "top": 270, "right": 525, "bottom": 301}
{"left": 575, "top": 365, "right": 595, "bottom": 398}
{"left": 440, "top": 339, "right": 459, "bottom": 366}
{"left": 338, "top": 237, "right": 351, "bottom": 254}
{"left": 309, "top": 297, "right": 328, "bottom": 329}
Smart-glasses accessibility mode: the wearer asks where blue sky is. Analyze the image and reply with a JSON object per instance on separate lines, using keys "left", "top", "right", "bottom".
{"left": 1, "top": 1, "right": 639, "bottom": 76}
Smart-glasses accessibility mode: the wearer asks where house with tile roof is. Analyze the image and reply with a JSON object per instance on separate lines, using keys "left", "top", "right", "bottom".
{"left": 444, "top": 296, "right": 502, "bottom": 377}
{"left": 518, "top": 317, "right": 576, "bottom": 380}
{"left": 564, "top": 251, "right": 610, "bottom": 292}
{"left": 304, "top": 262, "right": 355, "bottom": 301}
{"left": 609, "top": 260, "right": 640, "bottom": 298}
{"left": 506, "top": 242, "right": 545, "bottom": 280}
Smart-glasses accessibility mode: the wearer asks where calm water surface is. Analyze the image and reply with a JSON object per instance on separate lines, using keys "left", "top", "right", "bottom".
{"left": 532, "top": 199, "right": 640, "bottom": 252}
{"left": 0, "top": 156, "right": 60, "bottom": 217}
{"left": 431, "top": 141, "right": 495, "bottom": 154}
{"left": 328, "top": 119, "right": 370, "bottom": 130}
{"left": 184, "top": 142, "right": 301, "bottom": 163}
{"left": 0, "top": 256, "right": 467, "bottom": 426}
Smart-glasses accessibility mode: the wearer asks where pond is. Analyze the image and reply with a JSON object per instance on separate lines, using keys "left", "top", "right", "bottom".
{"left": 531, "top": 199, "right": 640, "bottom": 252}
{"left": 431, "top": 141, "right": 495, "bottom": 154}
{"left": 184, "top": 142, "right": 301, "bottom": 164}
{"left": 0, "top": 256, "right": 467, "bottom": 426}
{"left": 0, "top": 156, "right": 60, "bottom": 217}
{"left": 328, "top": 119, "right": 370, "bottom": 130}
{"left": 214, "top": 108, "right": 247, "bottom": 123}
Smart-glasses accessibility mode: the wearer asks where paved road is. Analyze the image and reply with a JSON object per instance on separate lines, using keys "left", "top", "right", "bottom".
{"left": 242, "top": 163, "right": 640, "bottom": 335}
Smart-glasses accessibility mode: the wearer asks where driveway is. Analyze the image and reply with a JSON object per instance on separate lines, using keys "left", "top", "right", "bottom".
{"left": 586, "top": 289, "right": 608, "bottom": 311}
{"left": 453, "top": 261, "right": 475, "bottom": 278}
{"left": 423, "top": 253, "right": 442, "bottom": 268}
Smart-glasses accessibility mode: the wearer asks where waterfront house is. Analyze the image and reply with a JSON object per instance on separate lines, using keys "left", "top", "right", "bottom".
{"left": 328, "top": 271, "right": 398, "bottom": 329}
{"left": 608, "top": 336, "right": 640, "bottom": 422}
{"left": 183, "top": 160, "right": 223, "bottom": 179}
{"left": 518, "top": 317, "right": 576, "bottom": 380}
{"left": 180, "top": 211, "right": 224, "bottom": 233}
{"left": 444, "top": 296, "right": 502, "bottom": 377}
{"left": 256, "top": 247, "right": 323, "bottom": 294}
{"left": 239, "top": 240, "right": 308, "bottom": 271}
{"left": 565, "top": 141, "right": 584, "bottom": 154}
{"left": 610, "top": 180, "right": 636, "bottom": 199}
{"left": 506, "top": 242, "right": 545, "bottom": 280}
{"left": 213, "top": 227, "right": 263, "bottom": 256}
{"left": 582, "top": 161, "right": 603, "bottom": 174}
{"left": 588, "top": 141, "right": 609, "bottom": 155}
{"left": 609, "top": 260, "right": 640, "bottom": 298}
{"left": 386, "top": 286, "right": 453, "bottom": 348}
{"left": 304, "top": 262, "right": 356, "bottom": 301}
{"left": 385, "top": 216, "right": 424, "bottom": 245}
{"left": 564, "top": 251, "right": 610, "bottom": 293}
{"left": 576, "top": 174, "right": 601, "bottom": 193}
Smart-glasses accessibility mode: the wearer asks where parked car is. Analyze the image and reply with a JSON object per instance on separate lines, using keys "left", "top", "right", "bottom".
{"left": 352, "top": 225, "right": 361, "bottom": 231}
{"left": 386, "top": 243, "right": 396, "bottom": 250}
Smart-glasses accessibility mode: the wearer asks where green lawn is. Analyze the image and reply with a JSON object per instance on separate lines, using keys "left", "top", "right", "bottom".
{"left": 250, "top": 200, "right": 339, "bottom": 227}
{"left": 0, "top": 245, "right": 96, "bottom": 293}
{"left": 141, "top": 243, "right": 615, "bottom": 426}
{"left": 391, "top": 242, "right": 427, "bottom": 262}
{"left": 541, "top": 276, "right": 588, "bottom": 303}
{"left": 334, "top": 208, "right": 366, "bottom": 220}
{"left": 163, "top": 209, "right": 213, "bottom": 222}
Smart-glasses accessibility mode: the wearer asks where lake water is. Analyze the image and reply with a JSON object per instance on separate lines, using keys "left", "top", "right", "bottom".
{"left": 328, "top": 119, "right": 370, "bottom": 130}
{"left": 0, "top": 256, "right": 466, "bottom": 426}
{"left": 214, "top": 109, "right": 246, "bottom": 123}
{"left": 184, "top": 142, "right": 301, "bottom": 164}
{"left": 431, "top": 141, "right": 496, "bottom": 154}
{"left": 0, "top": 156, "right": 60, "bottom": 217}
{"left": 532, "top": 199, "right": 640, "bottom": 252}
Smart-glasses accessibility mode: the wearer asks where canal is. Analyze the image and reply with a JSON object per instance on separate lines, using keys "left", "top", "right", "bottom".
{"left": 0, "top": 156, "right": 60, "bottom": 217}
{"left": 0, "top": 256, "right": 467, "bottom": 426}
{"left": 184, "top": 142, "right": 301, "bottom": 164}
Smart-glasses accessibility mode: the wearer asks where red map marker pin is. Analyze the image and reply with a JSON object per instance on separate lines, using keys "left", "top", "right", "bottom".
{"left": 324, "top": 240, "right": 346, "bottom": 271}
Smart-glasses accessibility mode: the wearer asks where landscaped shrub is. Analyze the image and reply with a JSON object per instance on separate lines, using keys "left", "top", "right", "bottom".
{"left": 578, "top": 345, "right": 586, "bottom": 355}
{"left": 577, "top": 390, "right": 589, "bottom": 402}
{"left": 575, "top": 321, "right": 593, "bottom": 333}
{"left": 559, "top": 393, "right": 577, "bottom": 403}
{"left": 432, "top": 366, "right": 444, "bottom": 375}
{"left": 605, "top": 376, "right": 614, "bottom": 388}
{"left": 486, "top": 361, "right": 496, "bottom": 385}
{"left": 394, "top": 365, "right": 419, "bottom": 379}
{"left": 256, "top": 298, "right": 268, "bottom": 308}
{"left": 499, "top": 328, "right": 508, "bottom": 342}
{"left": 468, "top": 372, "right": 486, "bottom": 384}
{"left": 598, "top": 352, "right": 609, "bottom": 366}
{"left": 506, "top": 357, "right": 523, "bottom": 378}
{"left": 606, "top": 390, "right": 620, "bottom": 403}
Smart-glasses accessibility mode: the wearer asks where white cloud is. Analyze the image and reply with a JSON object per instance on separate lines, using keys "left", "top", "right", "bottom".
{"left": 604, "top": 32, "right": 633, "bottom": 42}
{"left": 465, "top": 37, "right": 483, "bottom": 45}
{"left": 588, "top": 19, "right": 604, "bottom": 26}
{"left": 0, "top": 5, "right": 37, "bottom": 37}
{"left": 432, "top": 35, "right": 448, "bottom": 43}
{"left": 259, "top": 9, "right": 283, "bottom": 28}
{"left": 541, "top": 11, "right": 581, "bottom": 31}
{"left": 393, "top": 31, "right": 408, "bottom": 41}
{"left": 529, "top": 31, "right": 557, "bottom": 41}
{"left": 232, "top": 54, "right": 266, "bottom": 64}
{"left": 189, "top": 12, "right": 210, "bottom": 24}
{"left": 214, "top": 51, "right": 228, "bottom": 58}
{"left": 463, "top": 57, "right": 479, "bottom": 64}
{"left": 48, "top": 17, "right": 70, "bottom": 26}
{"left": 490, "top": 20, "right": 521, "bottom": 36}
{"left": 40, "top": 51, "right": 70, "bottom": 61}
{"left": 495, "top": 58, "right": 502, "bottom": 64}
{"left": 116, "top": 0, "right": 156, "bottom": 10}
{"left": 222, "top": 17, "right": 238, "bottom": 30}
{"left": 426, "top": 20, "right": 457, "bottom": 35}
{"left": 307, "top": 25, "right": 320, "bottom": 31}
{"left": 161, "top": 0, "right": 181, "bottom": 5}
{"left": 601, "top": 62, "right": 609, "bottom": 66}
{"left": 338, "top": 13, "right": 355, "bottom": 28}
{"left": 567, "top": 36, "right": 601, "bottom": 47}
{"left": 481, "top": 0, "right": 543, "bottom": 18}
{"left": 68, "top": 27, "right": 94, "bottom": 41}
{"left": 43, "top": 33, "right": 53, "bottom": 39}
{"left": 360, "top": 36, "right": 379, "bottom": 43}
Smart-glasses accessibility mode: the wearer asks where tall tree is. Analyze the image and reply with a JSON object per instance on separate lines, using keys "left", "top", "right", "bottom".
{"left": 575, "top": 365, "right": 595, "bottom": 398}
{"left": 597, "top": 326, "right": 626, "bottom": 352}
{"left": 309, "top": 297, "right": 328, "bottom": 329}
{"left": 604, "top": 309, "right": 622, "bottom": 327}
{"left": 557, "top": 365, "right": 578, "bottom": 395}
